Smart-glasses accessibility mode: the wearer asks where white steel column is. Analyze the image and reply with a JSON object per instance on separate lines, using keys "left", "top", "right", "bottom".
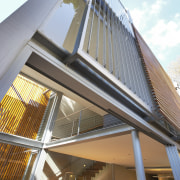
{"left": 166, "top": 145, "right": 180, "bottom": 180}
{"left": 131, "top": 130, "right": 146, "bottom": 180}
{"left": 31, "top": 92, "right": 62, "bottom": 179}
{"left": 0, "top": 46, "right": 32, "bottom": 102}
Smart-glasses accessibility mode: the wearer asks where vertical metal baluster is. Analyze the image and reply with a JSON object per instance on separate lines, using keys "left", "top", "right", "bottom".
{"left": 134, "top": 35, "right": 153, "bottom": 105}
{"left": 115, "top": 16, "right": 121, "bottom": 80}
{"left": 123, "top": 16, "right": 139, "bottom": 95}
{"left": 111, "top": 12, "right": 119, "bottom": 78}
{"left": 107, "top": 6, "right": 113, "bottom": 73}
{"left": 116, "top": 15, "right": 124, "bottom": 82}
{"left": 87, "top": 0, "right": 97, "bottom": 53}
{"left": 118, "top": 15, "right": 129, "bottom": 86}
{"left": 128, "top": 29, "right": 147, "bottom": 101}
{"left": 71, "top": 120, "right": 75, "bottom": 136}
{"left": 103, "top": 0, "right": 106, "bottom": 67}
{"left": 129, "top": 27, "right": 150, "bottom": 103}
{"left": 121, "top": 16, "right": 135, "bottom": 91}
{"left": 77, "top": 111, "right": 82, "bottom": 135}
{"left": 95, "top": 0, "right": 102, "bottom": 61}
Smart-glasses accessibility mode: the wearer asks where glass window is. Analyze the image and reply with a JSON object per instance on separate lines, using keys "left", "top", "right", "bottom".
{"left": 38, "top": 0, "right": 86, "bottom": 53}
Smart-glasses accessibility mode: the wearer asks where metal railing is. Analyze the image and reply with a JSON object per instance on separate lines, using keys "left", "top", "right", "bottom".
{"left": 51, "top": 106, "right": 124, "bottom": 140}
{"left": 52, "top": 108, "right": 104, "bottom": 140}
{"left": 65, "top": 0, "right": 154, "bottom": 110}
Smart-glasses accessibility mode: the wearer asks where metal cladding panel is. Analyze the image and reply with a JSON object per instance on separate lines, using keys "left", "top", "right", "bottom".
{"left": 134, "top": 26, "right": 180, "bottom": 130}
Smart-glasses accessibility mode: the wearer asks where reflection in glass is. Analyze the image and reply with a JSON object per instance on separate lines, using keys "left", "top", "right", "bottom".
{"left": 39, "top": 0, "right": 86, "bottom": 53}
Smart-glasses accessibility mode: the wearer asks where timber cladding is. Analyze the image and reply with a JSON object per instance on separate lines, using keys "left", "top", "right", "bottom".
{"left": 133, "top": 26, "right": 180, "bottom": 131}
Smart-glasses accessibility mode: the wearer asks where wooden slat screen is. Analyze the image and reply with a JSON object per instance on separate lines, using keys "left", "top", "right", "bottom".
{"left": 134, "top": 26, "right": 180, "bottom": 130}
{"left": 0, "top": 74, "right": 51, "bottom": 139}
{"left": 0, "top": 143, "right": 37, "bottom": 179}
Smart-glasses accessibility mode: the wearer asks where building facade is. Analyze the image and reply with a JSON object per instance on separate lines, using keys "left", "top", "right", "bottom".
{"left": 0, "top": 0, "right": 180, "bottom": 179}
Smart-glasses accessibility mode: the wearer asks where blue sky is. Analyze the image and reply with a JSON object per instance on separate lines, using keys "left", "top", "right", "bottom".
{"left": 0, "top": 0, "right": 27, "bottom": 23}
{"left": 0, "top": 0, "right": 180, "bottom": 71}
{"left": 120, "top": 0, "right": 180, "bottom": 71}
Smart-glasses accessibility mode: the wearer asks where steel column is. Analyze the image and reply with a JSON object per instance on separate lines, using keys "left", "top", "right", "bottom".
{"left": 166, "top": 145, "right": 180, "bottom": 180}
{"left": 42, "top": 92, "right": 63, "bottom": 143}
{"left": 131, "top": 130, "right": 146, "bottom": 180}
{"left": 0, "top": 46, "right": 32, "bottom": 102}
{"left": 30, "top": 149, "right": 47, "bottom": 180}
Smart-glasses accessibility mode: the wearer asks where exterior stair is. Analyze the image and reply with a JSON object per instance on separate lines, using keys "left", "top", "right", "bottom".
{"left": 77, "top": 162, "right": 106, "bottom": 180}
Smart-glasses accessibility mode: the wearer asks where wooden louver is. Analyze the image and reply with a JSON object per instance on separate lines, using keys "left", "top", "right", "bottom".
{"left": 0, "top": 74, "right": 51, "bottom": 139}
{"left": 0, "top": 143, "right": 37, "bottom": 179}
{"left": 0, "top": 74, "right": 52, "bottom": 179}
{"left": 134, "top": 27, "right": 180, "bottom": 131}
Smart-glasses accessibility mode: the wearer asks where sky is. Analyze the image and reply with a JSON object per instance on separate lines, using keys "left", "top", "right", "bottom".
{"left": 120, "top": 0, "right": 180, "bottom": 71}
{"left": 0, "top": 0, "right": 180, "bottom": 71}
{"left": 0, "top": 0, "right": 27, "bottom": 23}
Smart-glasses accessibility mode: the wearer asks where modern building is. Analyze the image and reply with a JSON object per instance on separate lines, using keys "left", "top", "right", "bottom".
{"left": 0, "top": 0, "right": 180, "bottom": 179}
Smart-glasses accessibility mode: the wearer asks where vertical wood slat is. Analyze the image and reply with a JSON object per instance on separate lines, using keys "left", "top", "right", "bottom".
{"left": 134, "top": 26, "right": 180, "bottom": 130}
{"left": 0, "top": 74, "right": 51, "bottom": 139}
{"left": 0, "top": 143, "right": 37, "bottom": 179}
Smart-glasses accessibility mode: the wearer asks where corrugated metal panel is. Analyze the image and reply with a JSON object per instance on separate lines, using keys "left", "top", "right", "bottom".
{"left": 134, "top": 26, "right": 180, "bottom": 130}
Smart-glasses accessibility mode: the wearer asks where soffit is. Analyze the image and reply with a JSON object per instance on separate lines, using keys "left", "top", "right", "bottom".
{"left": 48, "top": 132, "right": 170, "bottom": 168}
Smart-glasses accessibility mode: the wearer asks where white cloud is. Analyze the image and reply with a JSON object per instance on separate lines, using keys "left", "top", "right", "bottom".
{"left": 131, "top": 8, "right": 145, "bottom": 30}
{"left": 129, "top": 0, "right": 180, "bottom": 65}
{"left": 145, "top": 19, "right": 180, "bottom": 49}
{"left": 150, "top": 0, "right": 167, "bottom": 15}
{"left": 130, "top": 0, "right": 167, "bottom": 30}
{"left": 175, "top": 13, "right": 180, "bottom": 19}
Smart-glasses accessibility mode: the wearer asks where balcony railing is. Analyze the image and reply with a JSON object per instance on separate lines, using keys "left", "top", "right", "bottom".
{"left": 51, "top": 107, "right": 124, "bottom": 141}
{"left": 63, "top": 0, "right": 154, "bottom": 111}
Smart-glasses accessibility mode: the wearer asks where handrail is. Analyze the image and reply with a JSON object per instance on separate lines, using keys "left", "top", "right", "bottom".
{"left": 55, "top": 105, "right": 93, "bottom": 122}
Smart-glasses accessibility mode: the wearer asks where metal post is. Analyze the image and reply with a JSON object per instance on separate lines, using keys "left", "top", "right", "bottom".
{"left": 166, "top": 145, "right": 180, "bottom": 180}
{"left": 111, "top": 164, "right": 115, "bottom": 180}
{"left": 131, "top": 130, "right": 146, "bottom": 180}
{"left": 77, "top": 111, "right": 82, "bottom": 135}
{"left": 42, "top": 92, "right": 62, "bottom": 143}
{"left": 30, "top": 149, "right": 47, "bottom": 180}
{"left": 71, "top": 120, "right": 75, "bottom": 136}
